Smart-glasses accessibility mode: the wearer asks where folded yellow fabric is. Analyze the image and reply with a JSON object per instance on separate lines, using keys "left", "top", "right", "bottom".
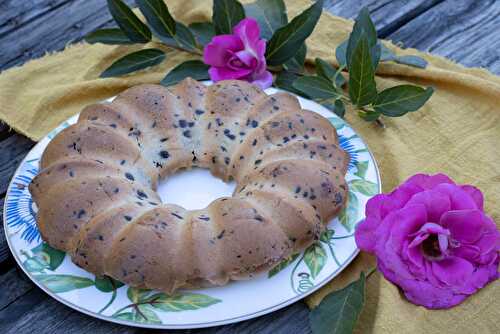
{"left": 1, "top": 0, "right": 499, "bottom": 332}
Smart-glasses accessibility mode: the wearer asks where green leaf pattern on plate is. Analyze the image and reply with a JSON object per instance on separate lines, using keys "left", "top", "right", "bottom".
{"left": 304, "top": 243, "right": 327, "bottom": 279}
{"left": 35, "top": 274, "right": 95, "bottom": 293}
{"left": 112, "top": 287, "right": 221, "bottom": 324}
{"left": 268, "top": 253, "right": 300, "bottom": 278}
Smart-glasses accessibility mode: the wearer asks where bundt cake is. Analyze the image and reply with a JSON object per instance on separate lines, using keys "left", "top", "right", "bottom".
{"left": 29, "top": 78, "right": 349, "bottom": 293}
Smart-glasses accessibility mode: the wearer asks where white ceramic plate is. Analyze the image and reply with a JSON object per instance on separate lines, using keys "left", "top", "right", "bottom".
{"left": 4, "top": 86, "right": 381, "bottom": 329}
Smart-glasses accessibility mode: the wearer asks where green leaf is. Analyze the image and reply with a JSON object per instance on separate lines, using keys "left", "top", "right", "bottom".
{"left": 348, "top": 34, "right": 377, "bottom": 107}
{"left": 265, "top": 0, "right": 323, "bottom": 66}
{"left": 335, "top": 39, "right": 348, "bottom": 67}
{"left": 95, "top": 275, "right": 124, "bottom": 293}
{"left": 354, "top": 161, "right": 369, "bottom": 179}
{"left": 189, "top": 22, "right": 215, "bottom": 47}
{"left": 332, "top": 99, "right": 345, "bottom": 118}
{"left": 136, "top": 0, "right": 176, "bottom": 39}
{"left": 346, "top": 7, "right": 377, "bottom": 69}
{"left": 284, "top": 43, "right": 307, "bottom": 72}
{"left": 127, "top": 287, "right": 152, "bottom": 303}
{"left": 24, "top": 258, "right": 48, "bottom": 272}
{"left": 309, "top": 272, "right": 365, "bottom": 334}
{"left": 339, "top": 191, "right": 359, "bottom": 232}
{"left": 373, "top": 85, "right": 434, "bottom": 117}
{"left": 333, "top": 67, "right": 346, "bottom": 89}
{"left": 213, "top": 0, "right": 246, "bottom": 35}
{"left": 159, "top": 21, "right": 197, "bottom": 51}
{"left": 36, "top": 274, "right": 94, "bottom": 293}
{"left": 380, "top": 44, "right": 428, "bottom": 68}
{"left": 137, "top": 305, "right": 161, "bottom": 324}
{"left": 321, "top": 99, "right": 345, "bottom": 118}
{"left": 114, "top": 306, "right": 161, "bottom": 324}
{"left": 273, "top": 71, "right": 305, "bottom": 96}
{"left": 293, "top": 75, "right": 339, "bottom": 100}
{"left": 100, "top": 48, "right": 165, "bottom": 78}
{"left": 380, "top": 43, "right": 396, "bottom": 61}
{"left": 358, "top": 110, "right": 381, "bottom": 122}
{"left": 349, "top": 179, "right": 378, "bottom": 196}
{"left": 304, "top": 243, "right": 327, "bottom": 279}
{"left": 31, "top": 243, "right": 65, "bottom": 270}
{"left": 244, "top": 0, "right": 287, "bottom": 40}
{"left": 148, "top": 292, "right": 221, "bottom": 311}
{"left": 268, "top": 253, "right": 300, "bottom": 278}
{"left": 160, "top": 60, "right": 209, "bottom": 86}
{"left": 113, "top": 311, "right": 135, "bottom": 321}
{"left": 395, "top": 55, "right": 428, "bottom": 68}
{"left": 107, "top": 0, "right": 151, "bottom": 43}
{"left": 85, "top": 28, "right": 134, "bottom": 45}
{"left": 371, "top": 42, "right": 382, "bottom": 69}
{"left": 320, "top": 229, "right": 334, "bottom": 243}
{"left": 315, "top": 58, "right": 336, "bottom": 81}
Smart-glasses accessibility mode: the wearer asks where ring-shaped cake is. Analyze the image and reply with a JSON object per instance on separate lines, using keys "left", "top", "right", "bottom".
{"left": 29, "top": 78, "right": 349, "bottom": 293}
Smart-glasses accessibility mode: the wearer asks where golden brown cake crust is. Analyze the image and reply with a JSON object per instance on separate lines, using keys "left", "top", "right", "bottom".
{"left": 29, "top": 78, "right": 349, "bottom": 293}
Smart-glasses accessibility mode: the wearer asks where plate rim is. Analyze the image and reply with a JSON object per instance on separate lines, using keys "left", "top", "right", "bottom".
{"left": 3, "top": 91, "right": 381, "bottom": 329}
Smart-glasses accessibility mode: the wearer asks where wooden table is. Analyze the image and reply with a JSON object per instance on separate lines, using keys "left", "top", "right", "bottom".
{"left": 0, "top": 1, "right": 498, "bottom": 333}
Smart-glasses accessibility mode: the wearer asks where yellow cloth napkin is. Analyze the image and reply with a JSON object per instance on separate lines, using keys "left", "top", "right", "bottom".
{"left": 1, "top": 1, "right": 499, "bottom": 332}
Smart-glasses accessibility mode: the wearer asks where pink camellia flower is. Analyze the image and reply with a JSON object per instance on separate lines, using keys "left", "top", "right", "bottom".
{"left": 203, "top": 18, "right": 273, "bottom": 89}
{"left": 355, "top": 173, "right": 500, "bottom": 309}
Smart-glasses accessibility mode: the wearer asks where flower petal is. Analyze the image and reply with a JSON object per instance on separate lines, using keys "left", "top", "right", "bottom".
{"left": 388, "top": 204, "right": 428, "bottom": 250}
{"left": 380, "top": 183, "right": 421, "bottom": 218}
{"left": 355, "top": 216, "right": 379, "bottom": 253}
{"left": 431, "top": 256, "right": 474, "bottom": 286}
{"left": 235, "top": 50, "right": 258, "bottom": 68}
{"left": 434, "top": 183, "right": 479, "bottom": 210}
{"left": 405, "top": 173, "right": 455, "bottom": 190}
{"left": 440, "top": 209, "right": 484, "bottom": 243}
{"left": 233, "top": 18, "right": 260, "bottom": 49}
{"left": 461, "top": 185, "right": 484, "bottom": 211}
{"left": 405, "top": 190, "right": 451, "bottom": 223}
{"left": 208, "top": 66, "right": 252, "bottom": 82}
{"left": 203, "top": 35, "right": 243, "bottom": 67}
{"left": 250, "top": 69, "right": 273, "bottom": 89}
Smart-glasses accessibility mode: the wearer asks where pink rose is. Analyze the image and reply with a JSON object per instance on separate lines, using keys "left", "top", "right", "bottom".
{"left": 355, "top": 173, "right": 500, "bottom": 309}
{"left": 203, "top": 18, "right": 273, "bottom": 89}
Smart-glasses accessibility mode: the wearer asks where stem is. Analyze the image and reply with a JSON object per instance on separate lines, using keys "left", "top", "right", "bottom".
{"left": 331, "top": 234, "right": 355, "bottom": 240}
{"left": 134, "top": 304, "right": 147, "bottom": 320}
{"left": 152, "top": 38, "right": 203, "bottom": 56}
{"left": 112, "top": 303, "right": 133, "bottom": 317}
{"left": 327, "top": 242, "right": 341, "bottom": 267}
{"left": 366, "top": 266, "right": 377, "bottom": 277}
{"left": 98, "top": 289, "right": 117, "bottom": 314}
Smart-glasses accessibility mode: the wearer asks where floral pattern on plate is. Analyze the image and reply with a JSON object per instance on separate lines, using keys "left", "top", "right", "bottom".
{"left": 4, "top": 89, "right": 380, "bottom": 328}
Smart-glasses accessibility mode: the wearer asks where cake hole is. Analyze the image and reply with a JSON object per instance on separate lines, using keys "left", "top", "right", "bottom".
{"left": 157, "top": 168, "right": 236, "bottom": 210}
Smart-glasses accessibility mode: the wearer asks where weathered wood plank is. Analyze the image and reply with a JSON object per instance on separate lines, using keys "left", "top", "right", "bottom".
{"left": 388, "top": 0, "right": 500, "bottom": 74}
{"left": 0, "top": 0, "right": 134, "bottom": 71}
{"left": 0, "top": 135, "right": 34, "bottom": 196}
{"left": 0, "top": 198, "right": 10, "bottom": 269}
{"left": 0, "top": 266, "right": 34, "bottom": 310}
{"left": 0, "top": 0, "right": 69, "bottom": 37}
{"left": 325, "top": 0, "right": 444, "bottom": 37}
{"left": 0, "top": 123, "right": 12, "bottom": 141}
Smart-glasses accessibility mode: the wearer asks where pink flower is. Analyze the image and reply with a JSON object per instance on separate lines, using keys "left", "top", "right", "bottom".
{"left": 203, "top": 18, "right": 273, "bottom": 89}
{"left": 355, "top": 173, "right": 500, "bottom": 309}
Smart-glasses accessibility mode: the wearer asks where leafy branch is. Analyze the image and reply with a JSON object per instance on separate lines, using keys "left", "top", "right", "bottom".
{"left": 86, "top": 1, "right": 433, "bottom": 124}
{"left": 276, "top": 8, "right": 433, "bottom": 123}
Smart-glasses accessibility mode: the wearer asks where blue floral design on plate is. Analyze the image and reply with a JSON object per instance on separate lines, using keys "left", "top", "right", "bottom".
{"left": 338, "top": 134, "right": 358, "bottom": 170}
{"left": 5, "top": 161, "right": 40, "bottom": 243}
